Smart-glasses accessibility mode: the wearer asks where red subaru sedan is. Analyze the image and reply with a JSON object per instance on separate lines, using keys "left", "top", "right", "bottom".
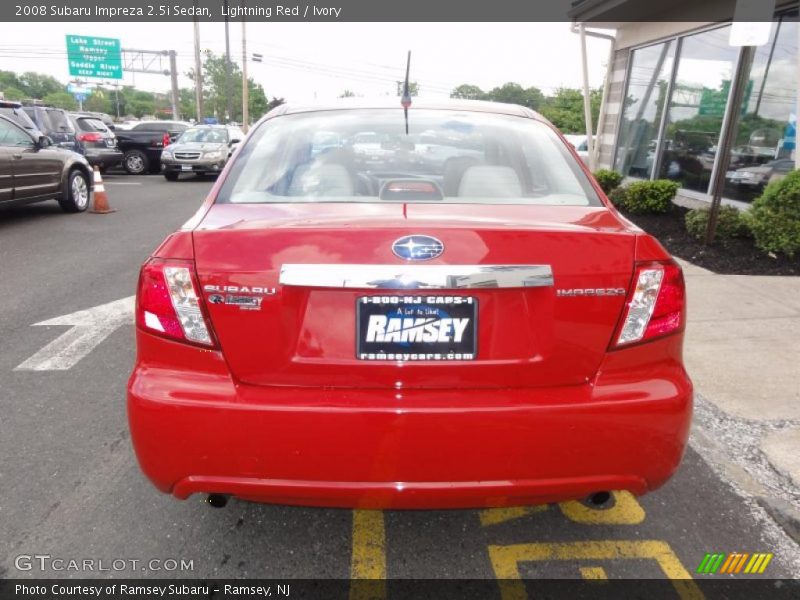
{"left": 128, "top": 99, "right": 692, "bottom": 509}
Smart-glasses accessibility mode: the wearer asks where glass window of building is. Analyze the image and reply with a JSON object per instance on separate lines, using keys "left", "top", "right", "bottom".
{"left": 657, "top": 25, "right": 740, "bottom": 193}
{"left": 613, "top": 40, "right": 677, "bottom": 178}
{"left": 723, "top": 14, "right": 798, "bottom": 202}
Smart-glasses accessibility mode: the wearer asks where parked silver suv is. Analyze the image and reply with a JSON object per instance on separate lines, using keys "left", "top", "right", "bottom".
{"left": 161, "top": 125, "right": 244, "bottom": 180}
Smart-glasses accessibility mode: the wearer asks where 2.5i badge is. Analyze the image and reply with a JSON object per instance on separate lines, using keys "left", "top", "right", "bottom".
{"left": 356, "top": 295, "right": 477, "bottom": 361}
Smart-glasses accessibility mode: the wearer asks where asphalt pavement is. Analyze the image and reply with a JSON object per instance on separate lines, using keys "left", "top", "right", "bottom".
{"left": 1, "top": 174, "right": 798, "bottom": 596}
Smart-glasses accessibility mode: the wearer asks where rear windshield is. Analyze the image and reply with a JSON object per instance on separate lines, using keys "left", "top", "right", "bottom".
{"left": 76, "top": 117, "right": 109, "bottom": 132}
{"left": 218, "top": 109, "right": 600, "bottom": 206}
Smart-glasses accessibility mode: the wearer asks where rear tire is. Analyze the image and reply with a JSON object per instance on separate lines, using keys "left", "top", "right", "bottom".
{"left": 123, "top": 150, "right": 149, "bottom": 175}
{"left": 164, "top": 172, "right": 179, "bottom": 182}
{"left": 59, "top": 169, "right": 90, "bottom": 213}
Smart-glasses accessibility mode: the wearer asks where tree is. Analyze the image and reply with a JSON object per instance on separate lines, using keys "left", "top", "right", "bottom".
{"left": 450, "top": 84, "right": 485, "bottom": 100}
{"left": 0, "top": 71, "right": 22, "bottom": 93}
{"left": 396, "top": 81, "right": 419, "bottom": 97}
{"left": 539, "top": 87, "right": 602, "bottom": 133}
{"left": 84, "top": 90, "right": 112, "bottom": 114}
{"left": 188, "top": 51, "right": 270, "bottom": 123}
{"left": 18, "top": 72, "right": 62, "bottom": 99}
{"left": 2, "top": 87, "right": 25, "bottom": 101}
{"left": 179, "top": 88, "right": 195, "bottom": 121}
{"left": 118, "top": 87, "right": 156, "bottom": 118}
{"left": 266, "top": 97, "right": 285, "bottom": 112}
{"left": 41, "top": 91, "right": 77, "bottom": 110}
{"left": 486, "top": 82, "right": 545, "bottom": 110}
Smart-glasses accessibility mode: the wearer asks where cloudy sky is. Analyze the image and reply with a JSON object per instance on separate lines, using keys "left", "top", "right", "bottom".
{"left": 0, "top": 22, "right": 612, "bottom": 101}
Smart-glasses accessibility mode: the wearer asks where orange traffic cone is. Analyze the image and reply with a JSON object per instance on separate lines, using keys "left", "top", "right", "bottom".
{"left": 89, "top": 166, "right": 115, "bottom": 214}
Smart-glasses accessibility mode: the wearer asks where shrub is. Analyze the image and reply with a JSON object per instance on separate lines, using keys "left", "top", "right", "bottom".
{"left": 745, "top": 170, "right": 800, "bottom": 257}
{"left": 622, "top": 179, "right": 680, "bottom": 214}
{"left": 607, "top": 186, "right": 628, "bottom": 209}
{"left": 593, "top": 169, "right": 623, "bottom": 194}
{"left": 685, "top": 206, "right": 749, "bottom": 242}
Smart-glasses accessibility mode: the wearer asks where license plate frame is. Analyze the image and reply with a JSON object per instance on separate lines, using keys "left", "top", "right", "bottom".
{"left": 181, "top": 164, "right": 193, "bottom": 172}
{"left": 356, "top": 295, "right": 477, "bottom": 361}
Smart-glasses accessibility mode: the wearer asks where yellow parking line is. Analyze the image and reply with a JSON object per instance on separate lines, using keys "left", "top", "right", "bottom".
{"left": 559, "top": 491, "right": 646, "bottom": 525}
{"left": 488, "top": 540, "right": 704, "bottom": 600}
{"left": 579, "top": 566, "right": 609, "bottom": 580}
{"left": 349, "top": 510, "right": 387, "bottom": 600}
{"left": 479, "top": 505, "right": 549, "bottom": 526}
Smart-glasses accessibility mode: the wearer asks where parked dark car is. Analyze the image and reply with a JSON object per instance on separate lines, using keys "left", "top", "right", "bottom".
{"left": 68, "top": 113, "right": 123, "bottom": 171}
{"left": 0, "top": 100, "right": 45, "bottom": 139}
{"left": 115, "top": 120, "right": 189, "bottom": 174}
{"left": 22, "top": 105, "right": 77, "bottom": 151}
{"left": 161, "top": 125, "right": 244, "bottom": 180}
{"left": 0, "top": 114, "right": 93, "bottom": 212}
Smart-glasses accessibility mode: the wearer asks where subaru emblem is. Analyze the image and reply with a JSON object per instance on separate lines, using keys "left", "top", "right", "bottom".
{"left": 392, "top": 235, "right": 444, "bottom": 261}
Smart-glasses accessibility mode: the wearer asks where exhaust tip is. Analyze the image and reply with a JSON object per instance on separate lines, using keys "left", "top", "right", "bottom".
{"left": 206, "top": 494, "right": 229, "bottom": 508}
{"left": 586, "top": 491, "right": 612, "bottom": 507}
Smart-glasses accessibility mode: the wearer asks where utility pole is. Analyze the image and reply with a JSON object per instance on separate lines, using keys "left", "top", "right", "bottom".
{"left": 241, "top": 10, "right": 249, "bottom": 133}
{"left": 193, "top": 14, "right": 203, "bottom": 122}
{"left": 224, "top": 0, "right": 233, "bottom": 123}
{"left": 169, "top": 50, "right": 179, "bottom": 120}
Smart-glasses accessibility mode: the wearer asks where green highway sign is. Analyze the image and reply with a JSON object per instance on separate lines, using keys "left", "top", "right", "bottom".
{"left": 66, "top": 35, "right": 123, "bottom": 79}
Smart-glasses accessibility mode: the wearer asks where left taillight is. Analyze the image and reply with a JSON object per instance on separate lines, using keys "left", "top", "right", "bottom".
{"left": 612, "top": 261, "right": 685, "bottom": 348}
{"left": 77, "top": 132, "right": 103, "bottom": 142}
{"left": 136, "top": 258, "right": 216, "bottom": 347}
{"left": 162, "top": 133, "right": 171, "bottom": 147}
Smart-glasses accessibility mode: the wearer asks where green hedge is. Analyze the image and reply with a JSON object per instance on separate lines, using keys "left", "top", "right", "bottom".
{"left": 745, "top": 170, "right": 800, "bottom": 257}
{"left": 611, "top": 180, "right": 680, "bottom": 214}
{"left": 593, "top": 169, "right": 623, "bottom": 194}
{"left": 685, "top": 206, "right": 749, "bottom": 242}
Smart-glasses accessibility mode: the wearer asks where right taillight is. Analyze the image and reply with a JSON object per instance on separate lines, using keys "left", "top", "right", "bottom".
{"left": 136, "top": 258, "right": 216, "bottom": 347}
{"left": 613, "top": 261, "right": 685, "bottom": 348}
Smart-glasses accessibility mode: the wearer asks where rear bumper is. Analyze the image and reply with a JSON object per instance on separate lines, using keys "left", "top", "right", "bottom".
{"left": 128, "top": 332, "right": 692, "bottom": 509}
{"left": 84, "top": 149, "right": 123, "bottom": 168}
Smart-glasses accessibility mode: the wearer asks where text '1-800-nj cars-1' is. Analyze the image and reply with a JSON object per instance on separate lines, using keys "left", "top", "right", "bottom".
{"left": 128, "top": 98, "right": 692, "bottom": 509}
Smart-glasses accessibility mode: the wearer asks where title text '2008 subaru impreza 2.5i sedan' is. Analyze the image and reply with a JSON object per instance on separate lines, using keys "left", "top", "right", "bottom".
{"left": 128, "top": 99, "right": 692, "bottom": 509}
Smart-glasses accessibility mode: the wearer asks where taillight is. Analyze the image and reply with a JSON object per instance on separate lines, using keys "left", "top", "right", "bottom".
{"left": 162, "top": 133, "right": 170, "bottom": 147}
{"left": 77, "top": 132, "right": 102, "bottom": 142}
{"left": 136, "top": 258, "right": 216, "bottom": 347}
{"left": 613, "top": 261, "right": 685, "bottom": 348}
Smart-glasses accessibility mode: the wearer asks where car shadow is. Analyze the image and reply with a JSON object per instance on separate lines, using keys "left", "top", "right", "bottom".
{"left": 0, "top": 201, "right": 69, "bottom": 229}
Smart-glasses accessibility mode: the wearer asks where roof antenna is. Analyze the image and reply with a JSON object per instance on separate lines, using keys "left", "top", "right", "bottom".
{"left": 401, "top": 50, "right": 412, "bottom": 134}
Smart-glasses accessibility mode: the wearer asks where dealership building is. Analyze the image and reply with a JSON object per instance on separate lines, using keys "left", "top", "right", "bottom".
{"left": 571, "top": 0, "right": 798, "bottom": 205}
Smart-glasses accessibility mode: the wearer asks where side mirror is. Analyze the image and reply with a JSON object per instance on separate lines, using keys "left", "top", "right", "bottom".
{"left": 35, "top": 135, "right": 52, "bottom": 149}
{"left": 229, "top": 139, "right": 241, "bottom": 146}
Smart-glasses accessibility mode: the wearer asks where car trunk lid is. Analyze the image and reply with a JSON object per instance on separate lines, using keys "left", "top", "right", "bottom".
{"left": 192, "top": 203, "right": 636, "bottom": 389}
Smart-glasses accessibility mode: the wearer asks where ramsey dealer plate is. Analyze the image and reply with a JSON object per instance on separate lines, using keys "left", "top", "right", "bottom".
{"left": 357, "top": 295, "right": 477, "bottom": 361}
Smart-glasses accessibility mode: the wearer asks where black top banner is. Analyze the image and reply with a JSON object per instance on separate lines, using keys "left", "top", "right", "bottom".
{"left": 0, "top": 0, "right": 794, "bottom": 22}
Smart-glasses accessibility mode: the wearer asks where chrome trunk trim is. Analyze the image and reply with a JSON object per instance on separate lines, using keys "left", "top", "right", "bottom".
{"left": 279, "top": 264, "right": 553, "bottom": 289}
